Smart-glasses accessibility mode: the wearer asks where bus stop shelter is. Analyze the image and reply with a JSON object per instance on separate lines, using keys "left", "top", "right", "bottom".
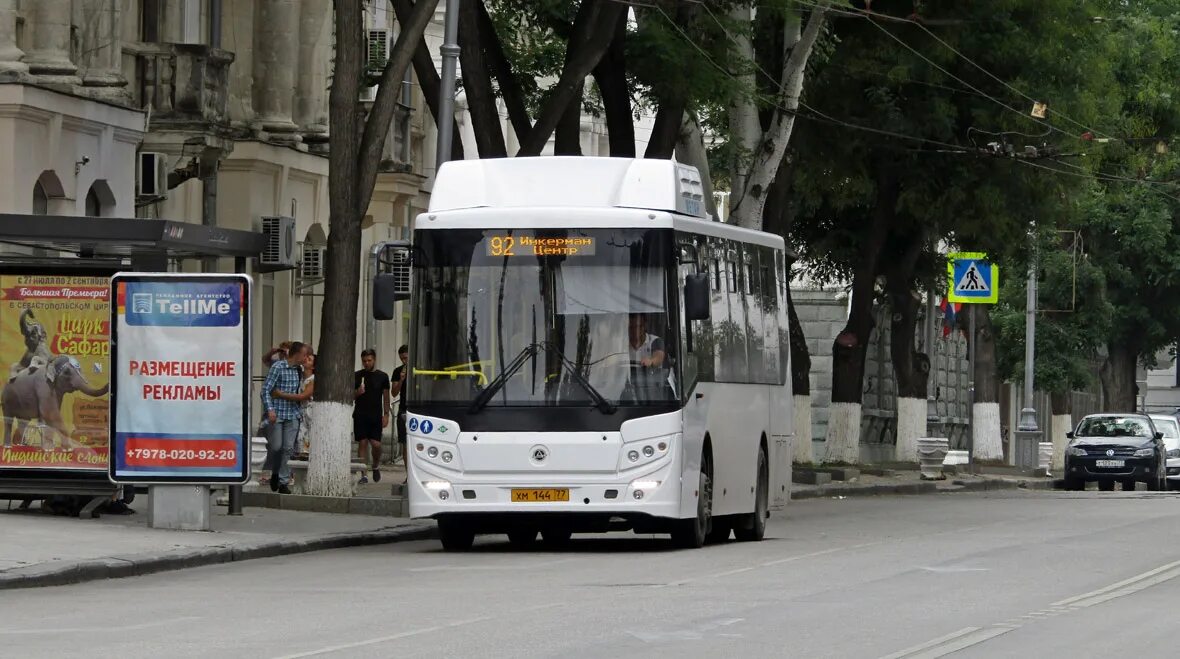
{"left": 0, "top": 213, "right": 265, "bottom": 516}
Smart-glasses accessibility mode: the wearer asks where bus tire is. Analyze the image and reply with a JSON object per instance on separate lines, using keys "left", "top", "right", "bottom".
{"left": 438, "top": 518, "right": 475, "bottom": 551}
{"left": 671, "top": 452, "right": 712, "bottom": 549}
{"left": 734, "top": 445, "right": 768, "bottom": 542}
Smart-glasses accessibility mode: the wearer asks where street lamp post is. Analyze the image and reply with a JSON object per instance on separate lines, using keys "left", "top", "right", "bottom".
{"left": 435, "top": 0, "right": 461, "bottom": 171}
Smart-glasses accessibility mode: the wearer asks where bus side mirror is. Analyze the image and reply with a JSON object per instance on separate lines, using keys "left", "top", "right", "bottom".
{"left": 373, "top": 272, "right": 411, "bottom": 321}
{"left": 684, "top": 273, "right": 709, "bottom": 321}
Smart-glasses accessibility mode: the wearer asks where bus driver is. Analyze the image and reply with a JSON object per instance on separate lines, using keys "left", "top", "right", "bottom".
{"left": 627, "top": 313, "right": 666, "bottom": 368}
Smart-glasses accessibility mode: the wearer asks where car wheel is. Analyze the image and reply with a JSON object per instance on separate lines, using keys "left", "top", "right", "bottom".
{"left": 1098, "top": 480, "right": 1114, "bottom": 492}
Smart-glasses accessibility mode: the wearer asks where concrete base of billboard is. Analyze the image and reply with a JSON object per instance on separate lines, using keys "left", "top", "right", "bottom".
{"left": 148, "top": 485, "right": 212, "bottom": 531}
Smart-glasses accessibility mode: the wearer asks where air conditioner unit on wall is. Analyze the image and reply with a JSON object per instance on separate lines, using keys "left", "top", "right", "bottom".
{"left": 136, "top": 152, "right": 168, "bottom": 198}
{"left": 260, "top": 215, "right": 298, "bottom": 270}
{"left": 299, "top": 244, "right": 326, "bottom": 281}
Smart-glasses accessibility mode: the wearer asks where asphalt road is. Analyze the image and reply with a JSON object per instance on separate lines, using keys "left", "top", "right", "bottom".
{"left": 4, "top": 489, "right": 1180, "bottom": 658}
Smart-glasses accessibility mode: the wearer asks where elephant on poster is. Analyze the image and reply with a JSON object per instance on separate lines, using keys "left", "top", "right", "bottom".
{"left": 2, "top": 355, "right": 109, "bottom": 448}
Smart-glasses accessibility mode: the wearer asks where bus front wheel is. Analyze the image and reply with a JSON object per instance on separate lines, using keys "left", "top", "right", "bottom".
{"left": 437, "top": 518, "right": 475, "bottom": 551}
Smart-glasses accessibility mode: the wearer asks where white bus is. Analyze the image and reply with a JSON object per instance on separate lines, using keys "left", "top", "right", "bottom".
{"left": 377, "top": 157, "right": 794, "bottom": 550}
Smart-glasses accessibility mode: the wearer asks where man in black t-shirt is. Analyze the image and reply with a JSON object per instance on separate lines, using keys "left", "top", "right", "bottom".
{"left": 390, "top": 345, "right": 410, "bottom": 473}
{"left": 354, "top": 349, "right": 390, "bottom": 483}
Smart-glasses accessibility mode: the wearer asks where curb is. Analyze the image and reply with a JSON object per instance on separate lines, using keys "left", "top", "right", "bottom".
{"left": 791, "top": 476, "right": 1058, "bottom": 500}
{"left": 240, "top": 491, "right": 410, "bottom": 517}
{"left": 0, "top": 522, "right": 436, "bottom": 591}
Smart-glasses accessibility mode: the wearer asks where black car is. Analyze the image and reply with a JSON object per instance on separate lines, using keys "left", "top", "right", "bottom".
{"left": 1063, "top": 413, "right": 1167, "bottom": 491}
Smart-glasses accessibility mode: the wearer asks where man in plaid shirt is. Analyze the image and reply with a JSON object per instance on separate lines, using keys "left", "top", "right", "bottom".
{"left": 262, "top": 341, "right": 311, "bottom": 494}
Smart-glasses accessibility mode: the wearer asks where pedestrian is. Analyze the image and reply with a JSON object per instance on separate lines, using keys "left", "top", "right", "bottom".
{"left": 261, "top": 341, "right": 311, "bottom": 494}
{"left": 257, "top": 340, "right": 294, "bottom": 487}
{"left": 354, "top": 348, "right": 391, "bottom": 484}
{"left": 390, "top": 345, "right": 409, "bottom": 480}
{"left": 273, "top": 351, "right": 315, "bottom": 459}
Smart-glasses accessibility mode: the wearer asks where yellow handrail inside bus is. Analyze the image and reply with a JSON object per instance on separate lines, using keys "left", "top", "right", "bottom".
{"left": 443, "top": 360, "right": 493, "bottom": 372}
{"left": 414, "top": 369, "right": 488, "bottom": 385}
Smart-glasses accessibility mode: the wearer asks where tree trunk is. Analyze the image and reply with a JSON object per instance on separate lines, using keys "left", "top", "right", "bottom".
{"left": 307, "top": 0, "right": 438, "bottom": 497}
{"left": 308, "top": 0, "right": 366, "bottom": 498}
{"left": 555, "top": 86, "right": 583, "bottom": 155}
{"left": 645, "top": 99, "right": 686, "bottom": 159}
{"left": 458, "top": 0, "right": 507, "bottom": 158}
{"left": 728, "top": 4, "right": 827, "bottom": 230}
{"left": 1101, "top": 341, "right": 1140, "bottom": 412}
{"left": 476, "top": 0, "right": 531, "bottom": 141}
{"left": 787, "top": 286, "right": 813, "bottom": 463}
{"left": 391, "top": 0, "right": 462, "bottom": 161}
{"left": 1050, "top": 391, "right": 1072, "bottom": 472}
{"left": 515, "top": 0, "right": 625, "bottom": 156}
{"left": 886, "top": 280, "right": 930, "bottom": 463}
{"left": 971, "top": 306, "right": 1003, "bottom": 461}
{"left": 590, "top": 8, "right": 633, "bottom": 157}
{"left": 823, "top": 168, "right": 896, "bottom": 464}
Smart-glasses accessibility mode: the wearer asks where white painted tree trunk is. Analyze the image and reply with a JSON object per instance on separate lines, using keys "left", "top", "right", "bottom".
{"left": 972, "top": 402, "right": 1003, "bottom": 461}
{"left": 792, "top": 394, "right": 813, "bottom": 464}
{"left": 1050, "top": 413, "right": 1072, "bottom": 472}
{"left": 727, "top": 3, "right": 828, "bottom": 230}
{"left": 895, "top": 397, "right": 926, "bottom": 463}
{"left": 823, "top": 402, "right": 861, "bottom": 464}
{"left": 304, "top": 401, "right": 353, "bottom": 497}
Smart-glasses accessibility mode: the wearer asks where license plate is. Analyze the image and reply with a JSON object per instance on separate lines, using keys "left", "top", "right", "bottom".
{"left": 1096, "top": 459, "right": 1125, "bottom": 468}
{"left": 511, "top": 488, "right": 569, "bottom": 502}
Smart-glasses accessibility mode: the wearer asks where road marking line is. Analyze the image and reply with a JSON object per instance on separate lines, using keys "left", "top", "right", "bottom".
{"left": 877, "top": 627, "right": 981, "bottom": 659}
{"left": 272, "top": 616, "right": 494, "bottom": 658}
{"left": 1063, "top": 565, "right": 1180, "bottom": 609}
{"left": 1052, "top": 558, "right": 1180, "bottom": 606}
{"left": 880, "top": 626, "right": 1012, "bottom": 659}
{"left": 0, "top": 616, "right": 201, "bottom": 635}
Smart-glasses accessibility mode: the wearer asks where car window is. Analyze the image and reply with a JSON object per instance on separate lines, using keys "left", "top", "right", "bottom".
{"left": 1075, "top": 417, "right": 1154, "bottom": 438}
{"left": 1152, "top": 418, "right": 1180, "bottom": 439}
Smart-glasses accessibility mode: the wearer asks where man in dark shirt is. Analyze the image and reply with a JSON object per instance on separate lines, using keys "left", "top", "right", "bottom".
{"left": 390, "top": 345, "right": 409, "bottom": 475}
{"left": 354, "top": 349, "right": 390, "bottom": 483}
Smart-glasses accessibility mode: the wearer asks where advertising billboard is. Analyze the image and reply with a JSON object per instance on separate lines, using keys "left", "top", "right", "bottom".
{"left": 0, "top": 274, "right": 111, "bottom": 472}
{"left": 109, "top": 274, "right": 251, "bottom": 484}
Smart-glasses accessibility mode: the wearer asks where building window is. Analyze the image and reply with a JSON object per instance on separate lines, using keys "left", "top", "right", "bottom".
{"left": 32, "top": 182, "right": 48, "bottom": 215}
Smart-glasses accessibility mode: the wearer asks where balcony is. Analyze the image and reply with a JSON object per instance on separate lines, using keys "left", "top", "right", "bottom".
{"left": 134, "top": 43, "right": 234, "bottom": 136}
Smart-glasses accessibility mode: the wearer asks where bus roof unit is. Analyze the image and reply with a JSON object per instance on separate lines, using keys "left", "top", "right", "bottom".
{"left": 428, "top": 157, "right": 709, "bottom": 220}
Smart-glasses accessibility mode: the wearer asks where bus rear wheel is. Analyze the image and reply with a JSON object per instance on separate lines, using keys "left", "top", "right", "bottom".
{"left": 734, "top": 445, "right": 769, "bottom": 542}
{"left": 438, "top": 518, "right": 475, "bottom": 551}
{"left": 671, "top": 452, "right": 712, "bottom": 549}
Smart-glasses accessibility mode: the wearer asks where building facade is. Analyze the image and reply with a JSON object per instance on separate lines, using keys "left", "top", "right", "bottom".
{"left": 0, "top": 1, "right": 430, "bottom": 402}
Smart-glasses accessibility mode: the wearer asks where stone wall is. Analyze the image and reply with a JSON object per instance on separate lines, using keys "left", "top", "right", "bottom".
{"left": 793, "top": 289, "right": 973, "bottom": 462}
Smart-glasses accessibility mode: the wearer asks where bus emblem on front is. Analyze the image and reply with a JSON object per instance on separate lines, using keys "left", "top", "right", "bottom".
{"left": 531, "top": 446, "right": 549, "bottom": 462}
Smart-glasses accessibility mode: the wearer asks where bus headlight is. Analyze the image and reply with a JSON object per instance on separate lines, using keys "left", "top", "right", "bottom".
{"left": 632, "top": 480, "right": 660, "bottom": 490}
{"left": 442, "top": 451, "right": 453, "bottom": 463}
{"left": 643, "top": 445, "right": 655, "bottom": 458}
{"left": 428, "top": 446, "right": 439, "bottom": 458}
{"left": 628, "top": 450, "right": 640, "bottom": 462}
{"left": 424, "top": 480, "right": 450, "bottom": 490}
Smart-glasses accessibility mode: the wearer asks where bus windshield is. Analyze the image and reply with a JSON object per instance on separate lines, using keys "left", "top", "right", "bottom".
{"left": 410, "top": 227, "right": 677, "bottom": 409}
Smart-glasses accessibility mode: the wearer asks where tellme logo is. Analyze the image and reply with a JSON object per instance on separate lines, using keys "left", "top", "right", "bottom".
{"left": 131, "top": 293, "right": 153, "bottom": 313}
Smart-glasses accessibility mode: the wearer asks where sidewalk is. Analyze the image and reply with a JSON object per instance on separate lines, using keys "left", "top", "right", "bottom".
{"left": 0, "top": 493, "right": 433, "bottom": 590}
{"left": 791, "top": 467, "right": 1059, "bottom": 500}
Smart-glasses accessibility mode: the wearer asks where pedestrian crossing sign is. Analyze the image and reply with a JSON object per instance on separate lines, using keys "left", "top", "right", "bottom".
{"left": 947, "top": 252, "right": 998, "bottom": 304}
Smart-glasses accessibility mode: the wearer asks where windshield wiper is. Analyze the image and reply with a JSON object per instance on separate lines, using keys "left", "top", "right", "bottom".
{"left": 541, "top": 342, "right": 617, "bottom": 415}
{"left": 469, "top": 343, "right": 541, "bottom": 413}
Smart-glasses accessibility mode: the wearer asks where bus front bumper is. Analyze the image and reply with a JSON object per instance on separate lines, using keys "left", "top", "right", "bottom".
{"left": 407, "top": 460, "right": 683, "bottom": 521}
